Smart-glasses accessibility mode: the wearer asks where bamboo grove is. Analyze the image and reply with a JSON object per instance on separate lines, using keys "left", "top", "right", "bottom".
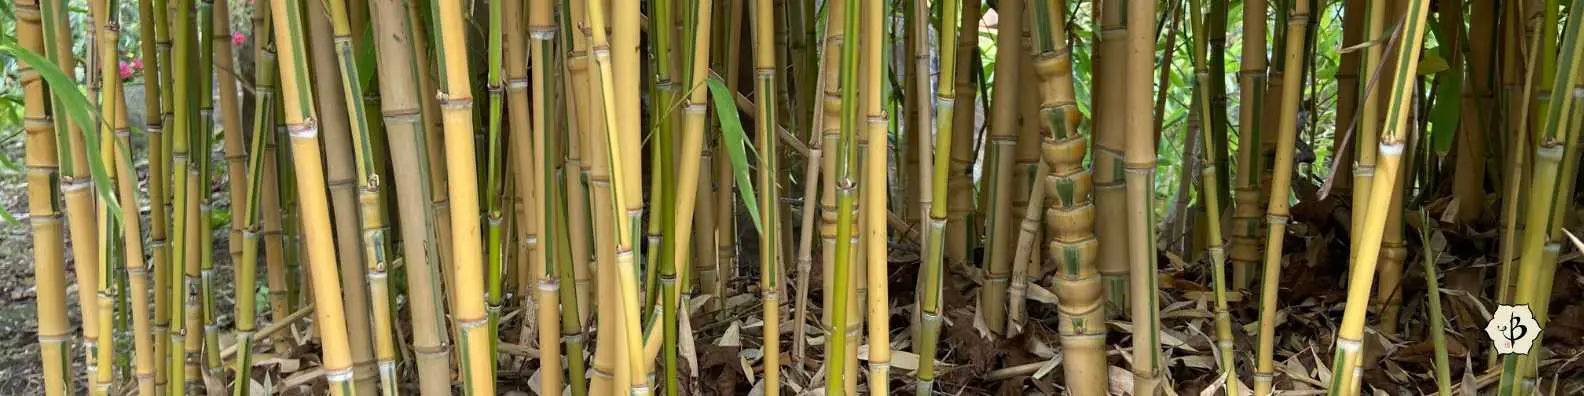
{"left": 11, "top": 0, "right": 1584, "bottom": 394}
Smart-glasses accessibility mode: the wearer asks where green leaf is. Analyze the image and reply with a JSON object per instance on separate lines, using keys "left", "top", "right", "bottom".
{"left": 705, "top": 76, "right": 762, "bottom": 235}
{"left": 1428, "top": 52, "right": 1461, "bottom": 154}
{"left": 1418, "top": 52, "right": 1450, "bottom": 75}
{"left": 0, "top": 205, "right": 17, "bottom": 226}
{"left": 1, "top": 44, "right": 122, "bottom": 221}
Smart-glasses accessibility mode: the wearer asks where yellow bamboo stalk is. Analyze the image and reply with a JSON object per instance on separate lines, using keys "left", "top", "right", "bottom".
{"left": 88, "top": 2, "right": 121, "bottom": 392}
{"left": 93, "top": 0, "right": 153, "bottom": 390}
{"left": 982, "top": 0, "right": 1025, "bottom": 337}
{"left": 1092, "top": 0, "right": 1131, "bottom": 311}
{"left": 41, "top": 0, "right": 102, "bottom": 383}
{"left": 522, "top": 0, "right": 560, "bottom": 393}
{"left": 304, "top": 0, "right": 378, "bottom": 389}
{"left": 1352, "top": 0, "right": 1386, "bottom": 263}
{"left": 1231, "top": 0, "right": 1268, "bottom": 292}
{"left": 216, "top": 0, "right": 245, "bottom": 281}
{"left": 17, "top": 2, "right": 71, "bottom": 391}
{"left": 1252, "top": 0, "right": 1314, "bottom": 393}
{"left": 1123, "top": 0, "right": 1160, "bottom": 393}
{"left": 1027, "top": 0, "right": 1107, "bottom": 392}
{"left": 563, "top": 0, "right": 594, "bottom": 323}
{"left": 266, "top": 0, "right": 363, "bottom": 390}
{"left": 140, "top": 0, "right": 171, "bottom": 386}
{"left": 428, "top": 0, "right": 496, "bottom": 390}
{"left": 860, "top": 0, "right": 887, "bottom": 392}
{"left": 585, "top": 0, "right": 649, "bottom": 391}
{"left": 746, "top": 0, "right": 783, "bottom": 393}
{"left": 1328, "top": 0, "right": 1433, "bottom": 392}
{"left": 944, "top": 0, "right": 980, "bottom": 270}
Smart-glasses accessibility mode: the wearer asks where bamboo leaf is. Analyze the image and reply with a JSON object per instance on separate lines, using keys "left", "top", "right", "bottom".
{"left": 1417, "top": 52, "right": 1449, "bottom": 75}
{"left": 0, "top": 43, "right": 121, "bottom": 220}
{"left": 0, "top": 205, "right": 17, "bottom": 226}
{"left": 705, "top": 76, "right": 763, "bottom": 234}
{"left": 1428, "top": 73, "right": 1460, "bottom": 154}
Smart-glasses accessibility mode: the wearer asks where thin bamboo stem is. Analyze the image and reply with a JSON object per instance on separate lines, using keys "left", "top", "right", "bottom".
{"left": 916, "top": 0, "right": 961, "bottom": 392}
{"left": 90, "top": 0, "right": 127, "bottom": 391}
{"left": 1252, "top": 0, "right": 1313, "bottom": 394}
{"left": 140, "top": 0, "right": 171, "bottom": 386}
{"left": 1188, "top": 0, "right": 1238, "bottom": 391}
{"left": 1416, "top": 209, "right": 1454, "bottom": 396}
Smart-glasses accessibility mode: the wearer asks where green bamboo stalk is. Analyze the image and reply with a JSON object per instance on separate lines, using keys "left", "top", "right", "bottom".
{"left": 1414, "top": 209, "right": 1454, "bottom": 396}
{"left": 552, "top": 140, "right": 590, "bottom": 396}
{"left": 232, "top": 1, "right": 278, "bottom": 390}
{"left": 195, "top": 0, "right": 227, "bottom": 381}
{"left": 1188, "top": 0, "right": 1238, "bottom": 391}
{"left": 1501, "top": 20, "right": 1584, "bottom": 391}
{"left": 230, "top": 79, "right": 270, "bottom": 396}
{"left": 164, "top": 0, "right": 196, "bottom": 387}
{"left": 826, "top": 0, "right": 861, "bottom": 393}
{"left": 915, "top": 0, "right": 960, "bottom": 393}
{"left": 482, "top": 0, "right": 507, "bottom": 377}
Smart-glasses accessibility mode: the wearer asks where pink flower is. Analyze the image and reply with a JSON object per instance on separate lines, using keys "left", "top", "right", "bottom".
{"left": 130, "top": 58, "right": 143, "bottom": 70}
{"left": 118, "top": 61, "right": 134, "bottom": 79}
{"left": 232, "top": 32, "right": 246, "bottom": 46}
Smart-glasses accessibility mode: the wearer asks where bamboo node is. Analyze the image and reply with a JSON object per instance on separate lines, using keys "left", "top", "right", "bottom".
{"left": 60, "top": 178, "right": 91, "bottom": 192}
{"left": 324, "top": 368, "right": 354, "bottom": 382}
{"left": 1377, "top": 142, "right": 1404, "bottom": 155}
{"left": 287, "top": 121, "right": 318, "bottom": 139}
{"left": 29, "top": 213, "right": 62, "bottom": 225}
